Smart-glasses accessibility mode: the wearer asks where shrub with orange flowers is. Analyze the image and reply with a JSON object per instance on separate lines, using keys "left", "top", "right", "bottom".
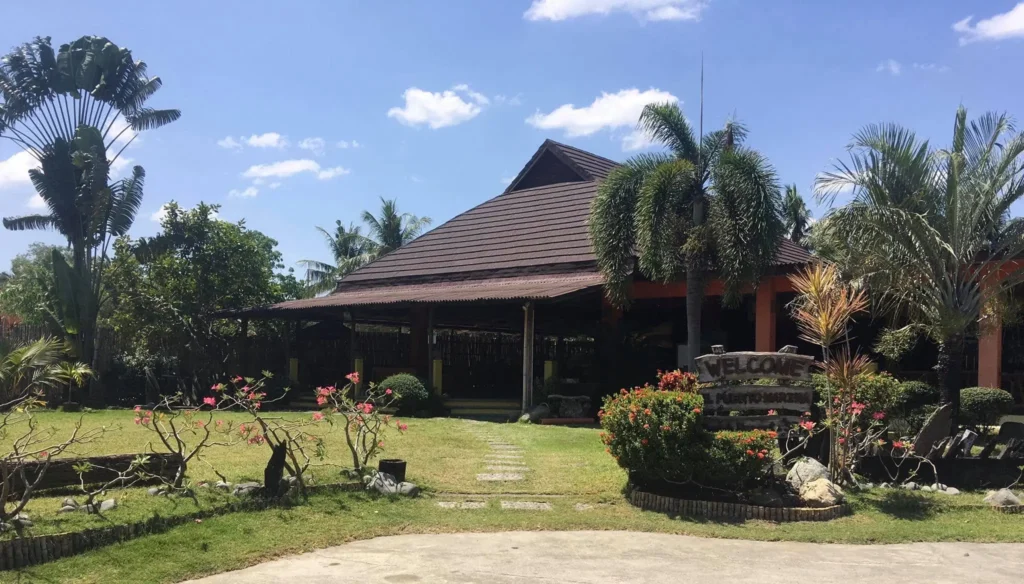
{"left": 599, "top": 374, "right": 776, "bottom": 492}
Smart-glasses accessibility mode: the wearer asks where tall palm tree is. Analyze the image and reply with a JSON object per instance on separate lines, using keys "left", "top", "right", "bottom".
{"left": 816, "top": 107, "right": 1024, "bottom": 425}
{"left": 782, "top": 184, "right": 812, "bottom": 244}
{"left": 0, "top": 37, "right": 178, "bottom": 402}
{"left": 590, "top": 102, "right": 784, "bottom": 368}
{"left": 361, "top": 198, "right": 431, "bottom": 257}
{"left": 297, "top": 221, "right": 372, "bottom": 295}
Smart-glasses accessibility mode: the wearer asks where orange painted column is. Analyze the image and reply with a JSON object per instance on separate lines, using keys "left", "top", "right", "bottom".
{"left": 978, "top": 277, "right": 1003, "bottom": 389}
{"left": 755, "top": 279, "right": 777, "bottom": 353}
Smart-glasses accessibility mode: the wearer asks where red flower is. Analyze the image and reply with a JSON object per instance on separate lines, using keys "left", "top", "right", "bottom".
{"left": 872, "top": 411, "right": 886, "bottom": 421}
{"left": 746, "top": 449, "right": 755, "bottom": 456}
{"left": 211, "top": 383, "right": 224, "bottom": 392}
{"left": 838, "top": 437, "right": 846, "bottom": 445}
{"left": 643, "top": 408, "right": 652, "bottom": 416}
{"left": 643, "top": 423, "right": 650, "bottom": 429}
{"left": 893, "top": 440, "right": 906, "bottom": 449}
{"left": 134, "top": 405, "right": 142, "bottom": 412}
{"left": 799, "top": 420, "right": 816, "bottom": 431}
{"left": 757, "top": 452, "right": 765, "bottom": 459}
{"left": 203, "top": 397, "right": 216, "bottom": 407}
{"left": 641, "top": 438, "right": 649, "bottom": 445}
{"left": 692, "top": 407, "right": 701, "bottom": 414}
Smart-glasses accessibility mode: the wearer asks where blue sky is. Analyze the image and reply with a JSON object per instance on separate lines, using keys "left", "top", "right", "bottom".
{"left": 3, "top": 0, "right": 1024, "bottom": 273}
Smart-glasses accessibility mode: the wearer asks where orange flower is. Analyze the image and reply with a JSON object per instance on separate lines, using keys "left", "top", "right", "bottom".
{"left": 692, "top": 407, "right": 701, "bottom": 414}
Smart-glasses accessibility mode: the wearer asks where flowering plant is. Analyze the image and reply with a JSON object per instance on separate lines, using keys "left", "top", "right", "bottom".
{"left": 317, "top": 372, "right": 407, "bottom": 474}
{"left": 656, "top": 369, "right": 699, "bottom": 393}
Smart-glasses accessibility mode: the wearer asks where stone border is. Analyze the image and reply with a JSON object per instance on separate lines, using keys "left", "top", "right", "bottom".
{"left": 0, "top": 482, "right": 361, "bottom": 571}
{"left": 993, "top": 504, "right": 1024, "bottom": 514}
{"left": 629, "top": 490, "right": 847, "bottom": 522}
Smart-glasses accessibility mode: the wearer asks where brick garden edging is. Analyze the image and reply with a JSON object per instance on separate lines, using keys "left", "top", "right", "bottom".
{"left": 629, "top": 489, "right": 848, "bottom": 522}
{"left": 0, "top": 482, "right": 362, "bottom": 571}
{"left": 993, "top": 504, "right": 1024, "bottom": 514}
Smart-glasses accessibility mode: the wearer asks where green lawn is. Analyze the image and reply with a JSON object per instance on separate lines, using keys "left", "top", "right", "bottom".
{"left": 2, "top": 412, "right": 1022, "bottom": 583}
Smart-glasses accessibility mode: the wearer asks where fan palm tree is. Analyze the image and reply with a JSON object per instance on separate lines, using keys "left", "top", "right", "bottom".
{"left": 590, "top": 102, "right": 784, "bottom": 368}
{"left": 782, "top": 184, "right": 812, "bottom": 244}
{"left": 297, "top": 221, "right": 372, "bottom": 295}
{"left": 0, "top": 37, "right": 179, "bottom": 402}
{"left": 361, "top": 198, "right": 431, "bottom": 257}
{"left": 816, "top": 107, "right": 1024, "bottom": 425}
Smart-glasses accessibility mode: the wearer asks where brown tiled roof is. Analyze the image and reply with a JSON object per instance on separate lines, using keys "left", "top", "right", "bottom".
{"left": 551, "top": 140, "right": 620, "bottom": 180}
{"left": 244, "top": 272, "right": 605, "bottom": 313}
{"left": 775, "top": 238, "right": 812, "bottom": 266}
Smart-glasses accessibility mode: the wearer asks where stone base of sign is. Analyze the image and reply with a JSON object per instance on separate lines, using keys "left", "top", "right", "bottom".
{"left": 629, "top": 489, "right": 847, "bottom": 522}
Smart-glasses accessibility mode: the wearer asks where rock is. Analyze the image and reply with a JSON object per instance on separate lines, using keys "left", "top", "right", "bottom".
{"left": 519, "top": 404, "right": 550, "bottom": 423}
{"left": 365, "top": 471, "right": 419, "bottom": 496}
{"left": 12, "top": 518, "right": 32, "bottom": 528}
{"left": 860, "top": 482, "right": 875, "bottom": 490}
{"left": 214, "top": 480, "right": 232, "bottom": 491}
{"left": 879, "top": 482, "right": 890, "bottom": 489}
{"left": 799, "top": 478, "right": 845, "bottom": 508}
{"left": 913, "top": 403, "right": 953, "bottom": 456}
{"left": 147, "top": 487, "right": 167, "bottom": 496}
{"left": 939, "top": 487, "right": 961, "bottom": 495}
{"left": 61, "top": 498, "right": 78, "bottom": 508}
{"left": 983, "top": 488, "right": 1021, "bottom": 507}
{"left": 920, "top": 485, "right": 933, "bottom": 492}
{"left": 232, "top": 482, "right": 261, "bottom": 496}
{"left": 396, "top": 482, "right": 421, "bottom": 497}
{"left": 748, "top": 487, "right": 785, "bottom": 508}
{"left": 931, "top": 483, "right": 947, "bottom": 492}
{"left": 59, "top": 506, "right": 77, "bottom": 513}
{"left": 786, "top": 457, "right": 829, "bottom": 491}
{"left": 902, "top": 481, "right": 919, "bottom": 491}
{"left": 99, "top": 499, "right": 117, "bottom": 512}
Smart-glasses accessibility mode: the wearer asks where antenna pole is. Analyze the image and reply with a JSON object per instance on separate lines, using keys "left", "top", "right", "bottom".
{"left": 698, "top": 52, "right": 704, "bottom": 171}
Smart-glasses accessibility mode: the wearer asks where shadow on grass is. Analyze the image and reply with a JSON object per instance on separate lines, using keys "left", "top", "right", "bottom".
{"left": 865, "top": 490, "right": 938, "bottom": 520}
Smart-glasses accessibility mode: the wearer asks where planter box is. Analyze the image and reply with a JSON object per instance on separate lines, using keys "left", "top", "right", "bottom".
{"left": 629, "top": 489, "right": 847, "bottom": 522}
{"left": 11, "top": 453, "right": 182, "bottom": 495}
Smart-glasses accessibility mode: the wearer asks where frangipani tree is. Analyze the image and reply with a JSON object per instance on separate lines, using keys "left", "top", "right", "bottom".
{"left": 590, "top": 102, "right": 784, "bottom": 367}
{"left": 816, "top": 107, "right": 1024, "bottom": 424}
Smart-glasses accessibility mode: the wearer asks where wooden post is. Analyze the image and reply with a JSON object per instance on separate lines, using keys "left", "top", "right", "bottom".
{"left": 755, "top": 279, "right": 777, "bottom": 353}
{"left": 409, "top": 306, "right": 430, "bottom": 379}
{"left": 431, "top": 358, "right": 443, "bottom": 395}
{"left": 240, "top": 318, "right": 250, "bottom": 375}
{"left": 979, "top": 275, "right": 1003, "bottom": 388}
{"left": 522, "top": 301, "right": 536, "bottom": 413}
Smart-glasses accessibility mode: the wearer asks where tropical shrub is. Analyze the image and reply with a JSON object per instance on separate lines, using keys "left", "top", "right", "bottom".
{"left": 656, "top": 369, "right": 698, "bottom": 393}
{"left": 893, "top": 380, "right": 939, "bottom": 414}
{"left": 378, "top": 373, "right": 428, "bottom": 413}
{"left": 854, "top": 372, "right": 904, "bottom": 415}
{"left": 959, "top": 387, "right": 1015, "bottom": 427}
{"left": 599, "top": 374, "right": 775, "bottom": 491}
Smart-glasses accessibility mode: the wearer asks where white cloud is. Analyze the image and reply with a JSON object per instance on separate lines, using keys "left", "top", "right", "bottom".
{"left": 268, "top": 182, "right": 282, "bottom": 189}
{"left": 245, "top": 132, "right": 288, "bottom": 148}
{"left": 387, "top": 85, "right": 488, "bottom": 129}
{"left": 954, "top": 3, "right": 1024, "bottom": 45}
{"left": 243, "top": 159, "right": 321, "bottom": 179}
{"left": 228, "top": 186, "right": 260, "bottom": 198}
{"left": 494, "top": 94, "right": 523, "bottom": 106}
{"left": 106, "top": 117, "right": 138, "bottom": 149}
{"left": 526, "top": 88, "right": 678, "bottom": 150}
{"left": 875, "top": 59, "right": 901, "bottom": 76}
{"left": 913, "top": 62, "right": 950, "bottom": 73}
{"left": 217, "top": 136, "right": 243, "bottom": 150}
{"left": 317, "top": 166, "right": 350, "bottom": 180}
{"left": 337, "top": 139, "right": 362, "bottom": 149}
{"left": 299, "top": 137, "right": 326, "bottom": 156}
{"left": 524, "top": 0, "right": 706, "bottom": 22}
{"left": 0, "top": 151, "right": 37, "bottom": 188}
{"left": 27, "top": 194, "right": 46, "bottom": 210}
{"left": 500, "top": 176, "right": 514, "bottom": 186}
{"left": 622, "top": 129, "right": 656, "bottom": 151}
{"left": 110, "top": 156, "right": 134, "bottom": 179}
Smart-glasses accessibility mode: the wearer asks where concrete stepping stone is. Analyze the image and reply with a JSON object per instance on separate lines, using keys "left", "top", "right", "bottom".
{"left": 484, "top": 454, "right": 524, "bottom": 460}
{"left": 489, "top": 445, "right": 521, "bottom": 451}
{"left": 477, "top": 473, "right": 524, "bottom": 482}
{"left": 437, "top": 501, "right": 487, "bottom": 509}
{"left": 486, "top": 465, "right": 531, "bottom": 472}
{"left": 574, "top": 503, "right": 594, "bottom": 511}
{"left": 500, "top": 501, "right": 552, "bottom": 511}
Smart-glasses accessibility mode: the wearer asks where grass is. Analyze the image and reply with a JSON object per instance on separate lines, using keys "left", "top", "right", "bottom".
{"left": 2, "top": 411, "right": 1023, "bottom": 583}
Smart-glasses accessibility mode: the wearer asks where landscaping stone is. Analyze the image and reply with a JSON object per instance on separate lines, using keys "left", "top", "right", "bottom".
{"left": 799, "top": 478, "right": 844, "bottom": 508}
{"left": 437, "top": 501, "right": 486, "bottom": 509}
{"left": 484, "top": 454, "right": 523, "bottom": 460}
{"left": 214, "top": 480, "right": 232, "bottom": 491}
{"left": 983, "top": 488, "right": 1021, "bottom": 507}
{"left": 879, "top": 482, "right": 891, "bottom": 489}
{"left": 486, "top": 465, "right": 530, "bottom": 472}
{"left": 913, "top": 403, "right": 953, "bottom": 456}
{"left": 500, "top": 500, "right": 551, "bottom": 511}
{"left": 365, "top": 471, "right": 420, "bottom": 496}
{"left": 488, "top": 444, "right": 522, "bottom": 451}
{"left": 476, "top": 473, "right": 524, "bottom": 482}
{"left": 59, "top": 505, "right": 77, "bottom": 513}
{"left": 99, "top": 498, "right": 117, "bottom": 512}
{"left": 148, "top": 486, "right": 168, "bottom": 496}
{"left": 902, "top": 482, "right": 919, "bottom": 491}
{"left": 786, "top": 457, "right": 829, "bottom": 491}
{"left": 61, "top": 497, "right": 78, "bottom": 508}
{"left": 939, "top": 487, "right": 961, "bottom": 495}
{"left": 921, "top": 485, "right": 933, "bottom": 492}
{"left": 574, "top": 503, "right": 594, "bottom": 511}
{"left": 232, "top": 482, "right": 261, "bottom": 496}
{"left": 748, "top": 487, "right": 785, "bottom": 508}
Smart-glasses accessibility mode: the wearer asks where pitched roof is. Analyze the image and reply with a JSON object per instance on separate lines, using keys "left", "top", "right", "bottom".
{"left": 504, "top": 139, "right": 619, "bottom": 193}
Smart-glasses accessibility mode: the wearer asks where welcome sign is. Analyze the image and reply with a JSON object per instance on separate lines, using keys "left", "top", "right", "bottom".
{"left": 694, "top": 349, "right": 816, "bottom": 430}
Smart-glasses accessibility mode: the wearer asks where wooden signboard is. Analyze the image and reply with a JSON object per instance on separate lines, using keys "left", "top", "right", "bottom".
{"left": 695, "top": 347, "right": 816, "bottom": 430}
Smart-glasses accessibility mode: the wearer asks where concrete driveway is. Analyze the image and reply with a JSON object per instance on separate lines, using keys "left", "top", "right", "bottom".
{"left": 186, "top": 530, "right": 1024, "bottom": 583}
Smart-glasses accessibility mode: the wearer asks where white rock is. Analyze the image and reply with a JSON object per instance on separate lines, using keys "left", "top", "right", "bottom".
{"left": 799, "top": 478, "right": 845, "bottom": 508}
{"left": 786, "top": 457, "right": 829, "bottom": 491}
{"left": 983, "top": 488, "right": 1021, "bottom": 507}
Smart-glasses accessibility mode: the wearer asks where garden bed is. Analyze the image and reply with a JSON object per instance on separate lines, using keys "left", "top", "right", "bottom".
{"left": 539, "top": 418, "right": 595, "bottom": 425}
{"left": 857, "top": 455, "right": 1024, "bottom": 489}
{"left": 629, "top": 489, "right": 848, "bottom": 522}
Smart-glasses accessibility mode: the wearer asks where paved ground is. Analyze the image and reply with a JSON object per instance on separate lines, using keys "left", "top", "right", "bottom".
{"left": 185, "top": 530, "right": 1024, "bottom": 583}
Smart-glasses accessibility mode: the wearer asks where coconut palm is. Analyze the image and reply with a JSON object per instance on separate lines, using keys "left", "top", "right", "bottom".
{"left": 297, "top": 221, "right": 372, "bottom": 295}
{"left": 782, "top": 184, "right": 812, "bottom": 244}
{"left": 816, "top": 107, "right": 1024, "bottom": 425}
{"left": 361, "top": 198, "right": 431, "bottom": 257}
{"left": 0, "top": 336, "right": 90, "bottom": 407}
{"left": 590, "top": 102, "right": 785, "bottom": 368}
{"left": 0, "top": 36, "right": 179, "bottom": 402}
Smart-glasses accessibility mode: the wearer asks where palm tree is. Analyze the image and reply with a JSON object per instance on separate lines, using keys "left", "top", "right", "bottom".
{"left": 0, "top": 337, "right": 90, "bottom": 407}
{"left": 0, "top": 37, "right": 179, "bottom": 402}
{"left": 782, "top": 185, "right": 812, "bottom": 244}
{"left": 590, "top": 102, "right": 784, "bottom": 368}
{"left": 816, "top": 107, "right": 1024, "bottom": 425}
{"left": 297, "top": 221, "right": 372, "bottom": 295}
{"left": 361, "top": 198, "right": 431, "bottom": 257}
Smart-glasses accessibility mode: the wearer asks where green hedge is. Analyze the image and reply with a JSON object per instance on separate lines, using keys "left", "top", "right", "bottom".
{"left": 960, "top": 387, "right": 1014, "bottom": 427}
{"left": 378, "top": 374, "right": 429, "bottom": 412}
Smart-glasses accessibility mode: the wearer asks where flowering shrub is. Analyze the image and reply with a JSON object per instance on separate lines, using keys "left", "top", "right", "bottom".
{"left": 599, "top": 381, "right": 775, "bottom": 491}
{"left": 317, "top": 372, "right": 408, "bottom": 474}
{"left": 656, "top": 370, "right": 699, "bottom": 393}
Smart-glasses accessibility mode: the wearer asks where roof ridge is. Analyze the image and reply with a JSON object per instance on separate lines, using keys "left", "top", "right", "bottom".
{"left": 544, "top": 139, "right": 622, "bottom": 167}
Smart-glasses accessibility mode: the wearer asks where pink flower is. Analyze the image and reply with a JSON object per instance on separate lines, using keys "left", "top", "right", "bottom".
{"left": 134, "top": 405, "right": 142, "bottom": 412}
{"left": 397, "top": 421, "right": 408, "bottom": 431}
{"left": 211, "top": 383, "right": 224, "bottom": 392}
{"left": 203, "top": 397, "right": 216, "bottom": 407}
{"left": 893, "top": 440, "right": 906, "bottom": 449}
{"left": 233, "top": 376, "right": 244, "bottom": 383}
{"left": 799, "top": 420, "right": 816, "bottom": 431}
{"left": 40, "top": 451, "right": 48, "bottom": 458}
{"left": 872, "top": 411, "right": 886, "bottom": 421}
{"left": 195, "top": 420, "right": 205, "bottom": 428}
{"left": 253, "top": 401, "right": 261, "bottom": 410}
{"left": 378, "top": 441, "right": 385, "bottom": 448}
{"left": 316, "top": 396, "right": 327, "bottom": 406}
{"left": 767, "top": 409, "right": 777, "bottom": 416}
{"left": 385, "top": 388, "right": 392, "bottom": 395}
{"left": 241, "top": 385, "right": 251, "bottom": 393}
{"left": 346, "top": 372, "right": 360, "bottom": 384}
{"left": 312, "top": 412, "right": 324, "bottom": 421}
